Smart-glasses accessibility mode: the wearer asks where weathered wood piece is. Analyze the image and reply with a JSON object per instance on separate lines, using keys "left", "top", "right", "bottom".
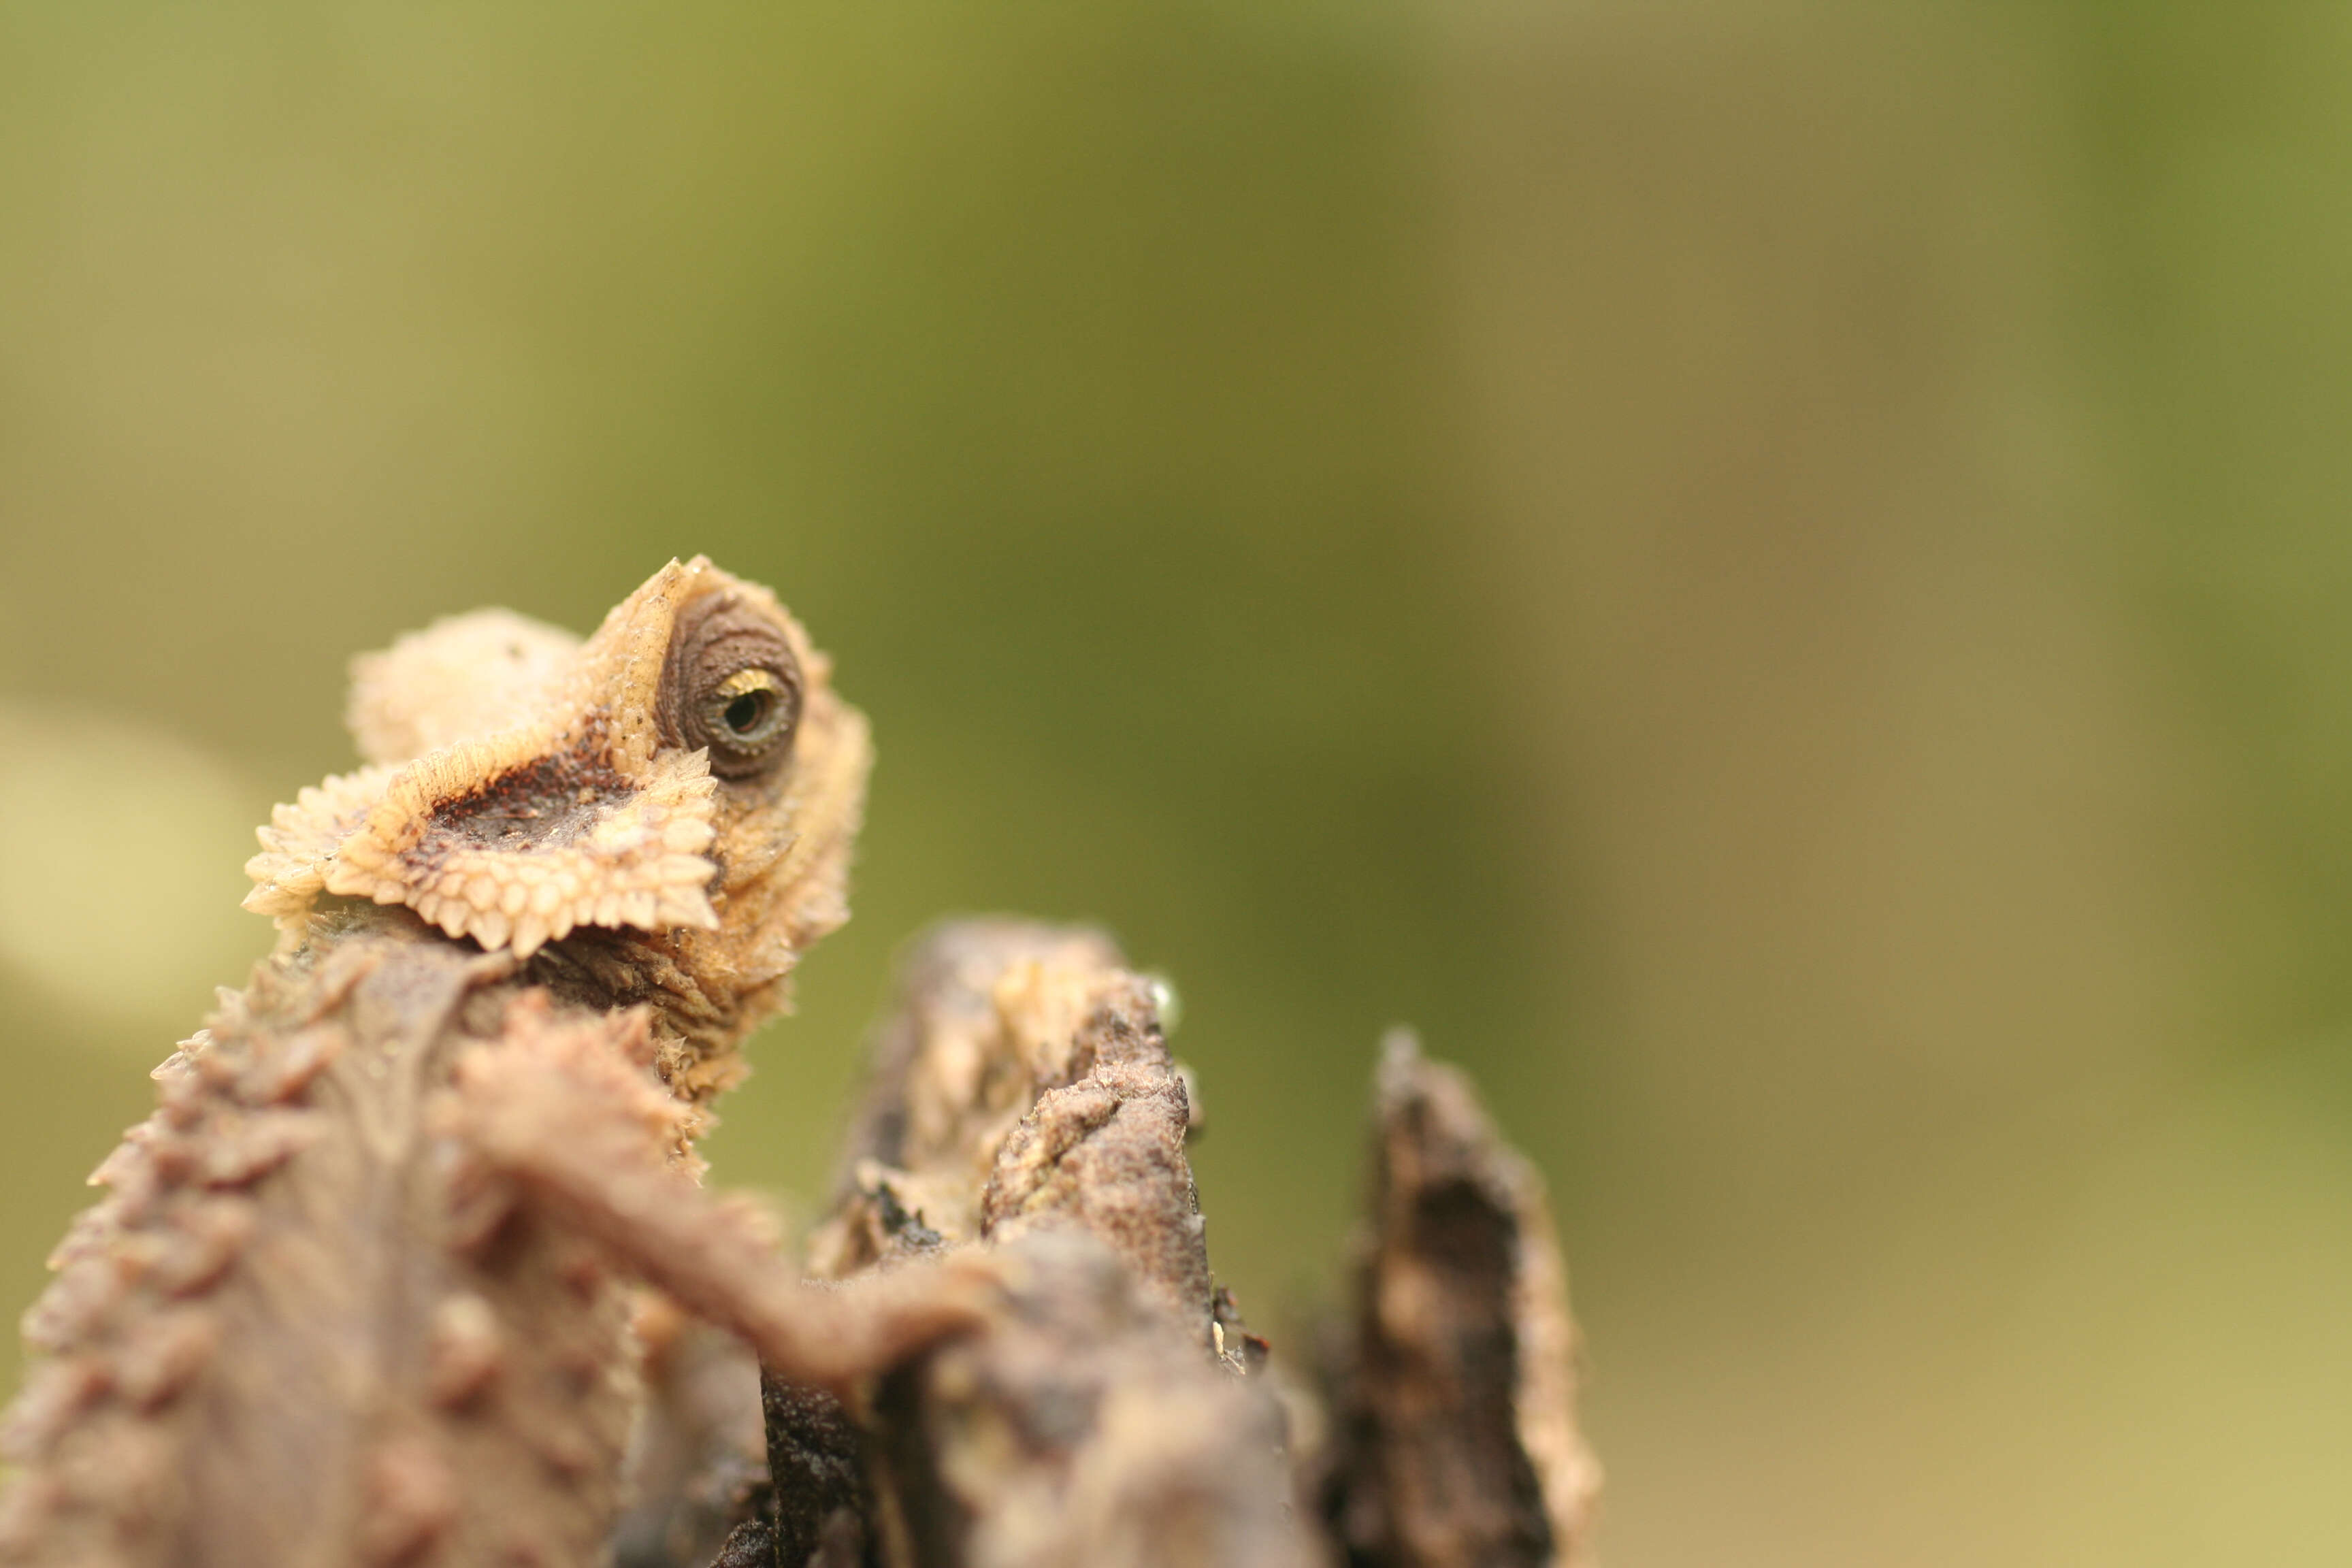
{"left": 811, "top": 921, "right": 1211, "bottom": 1335}
{"left": 755, "top": 919, "right": 1318, "bottom": 1568}
{"left": 1316, "top": 1034, "right": 1602, "bottom": 1568}
{"left": 612, "top": 1312, "right": 766, "bottom": 1568}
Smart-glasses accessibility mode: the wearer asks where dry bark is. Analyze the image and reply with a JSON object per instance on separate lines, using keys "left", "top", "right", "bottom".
{"left": 1316, "top": 1034, "right": 1603, "bottom": 1568}
{"left": 612, "top": 1311, "right": 766, "bottom": 1568}
{"left": 728, "top": 924, "right": 1602, "bottom": 1568}
{"left": 753, "top": 919, "right": 1314, "bottom": 1568}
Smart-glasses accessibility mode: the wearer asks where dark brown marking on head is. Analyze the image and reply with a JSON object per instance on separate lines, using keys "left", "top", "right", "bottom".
{"left": 657, "top": 593, "right": 803, "bottom": 782}
{"left": 423, "top": 748, "right": 632, "bottom": 855}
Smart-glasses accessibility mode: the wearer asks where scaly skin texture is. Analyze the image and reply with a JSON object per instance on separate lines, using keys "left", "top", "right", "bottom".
{"left": 0, "top": 559, "right": 875, "bottom": 1568}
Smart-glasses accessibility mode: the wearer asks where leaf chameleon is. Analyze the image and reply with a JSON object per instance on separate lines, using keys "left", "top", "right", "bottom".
{"left": 0, "top": 558, "right": 973, "bottom": 1568}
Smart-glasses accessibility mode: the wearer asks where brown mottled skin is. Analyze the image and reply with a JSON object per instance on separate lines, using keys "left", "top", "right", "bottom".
{"left": 0, "top": 559, "right": 953, "bottom": 1568}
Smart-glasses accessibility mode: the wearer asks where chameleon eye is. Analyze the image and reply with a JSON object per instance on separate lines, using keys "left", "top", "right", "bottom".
{"left": 703, "top": 668, "right": 794, "bottom": 750}
{"left": 662, "top": 595, "right": 804, "bottom": 781}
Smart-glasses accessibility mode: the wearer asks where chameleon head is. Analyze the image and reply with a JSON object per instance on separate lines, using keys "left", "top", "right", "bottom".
{"left": 245, "top": 557, "right": 870, "bottom": 1022}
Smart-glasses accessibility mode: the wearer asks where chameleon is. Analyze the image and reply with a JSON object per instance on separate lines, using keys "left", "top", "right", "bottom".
{"left": 0, "top": 557, "right": 976, "bottom": 1568}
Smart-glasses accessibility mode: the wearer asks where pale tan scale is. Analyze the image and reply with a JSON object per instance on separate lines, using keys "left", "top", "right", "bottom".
{"left": 356, "top": 1437, "right": 461, "bottom": 1567}
{"left": 425, "top": 1295, "right": 503, "bottom": 1409}
{"left": 2, "top": 1361, "right": 105, "bottom": 1454}
{"left": 347, "top": 609, "right": 580, "bottom": 766}
{"left": 110, "top": 1311, "right": 216, "bottom": 1411}
{"left": 339, "top": 838, "right": 389, "bottom": 874}
{"left": 144, "top": 1204, "right": 252, "bottom": 1297}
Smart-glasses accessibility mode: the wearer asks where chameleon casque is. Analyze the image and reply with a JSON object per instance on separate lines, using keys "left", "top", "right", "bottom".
{"left": 0, "top": 558, "right": 975, "bottom": 1567}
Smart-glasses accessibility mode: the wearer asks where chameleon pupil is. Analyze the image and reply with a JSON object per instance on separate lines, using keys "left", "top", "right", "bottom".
{"left": 725, "top": 691, "right": 766, "bottom": 734}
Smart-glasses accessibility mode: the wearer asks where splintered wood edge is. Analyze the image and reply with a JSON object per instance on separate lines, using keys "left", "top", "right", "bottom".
{"left": 1328, "top": 1028, "right": 1602, "bottom": 1568}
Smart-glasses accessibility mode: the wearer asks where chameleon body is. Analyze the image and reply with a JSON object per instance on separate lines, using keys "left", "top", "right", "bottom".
{"left": 0, "top": 559, "right": 870, "bottom": 1568}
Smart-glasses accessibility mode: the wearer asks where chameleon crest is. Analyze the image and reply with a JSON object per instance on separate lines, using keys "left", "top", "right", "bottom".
{"left": 244, "top": 557, "right": 868, "bottom": 1002}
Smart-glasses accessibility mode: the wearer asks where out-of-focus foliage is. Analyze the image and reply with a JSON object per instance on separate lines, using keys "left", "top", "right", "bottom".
{"left": 3, "top": 2, "right": 2349, "bottom": 1563}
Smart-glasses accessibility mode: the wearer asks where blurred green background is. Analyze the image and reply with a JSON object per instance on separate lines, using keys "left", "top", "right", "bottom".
{"left": 4, "top": 1, "right": 2351, "bottom": 1561}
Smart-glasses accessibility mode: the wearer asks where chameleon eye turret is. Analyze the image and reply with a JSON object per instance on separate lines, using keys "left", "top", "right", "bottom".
{"left": 659, "top": 590, "right": 804, "bottom": 781}
{"left": 710, "top": 668, "right": 793, "bottom": 750}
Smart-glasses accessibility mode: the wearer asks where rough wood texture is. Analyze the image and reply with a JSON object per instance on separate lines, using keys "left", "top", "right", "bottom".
{"left": 1316, "top": 1034, "right": 1603, "bottom": 1568}
{"left": 612, "top": 1311, "right": 766, "bottom": 1568}
{"left": 722, "top": 927, "right": 1605, "bottom": 1568}
{"left": 760, "top": 920, "right": 1318, "bottom": 1568}
{"left": 810, "top": 921, "right": 1211, "bottom": 1335}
